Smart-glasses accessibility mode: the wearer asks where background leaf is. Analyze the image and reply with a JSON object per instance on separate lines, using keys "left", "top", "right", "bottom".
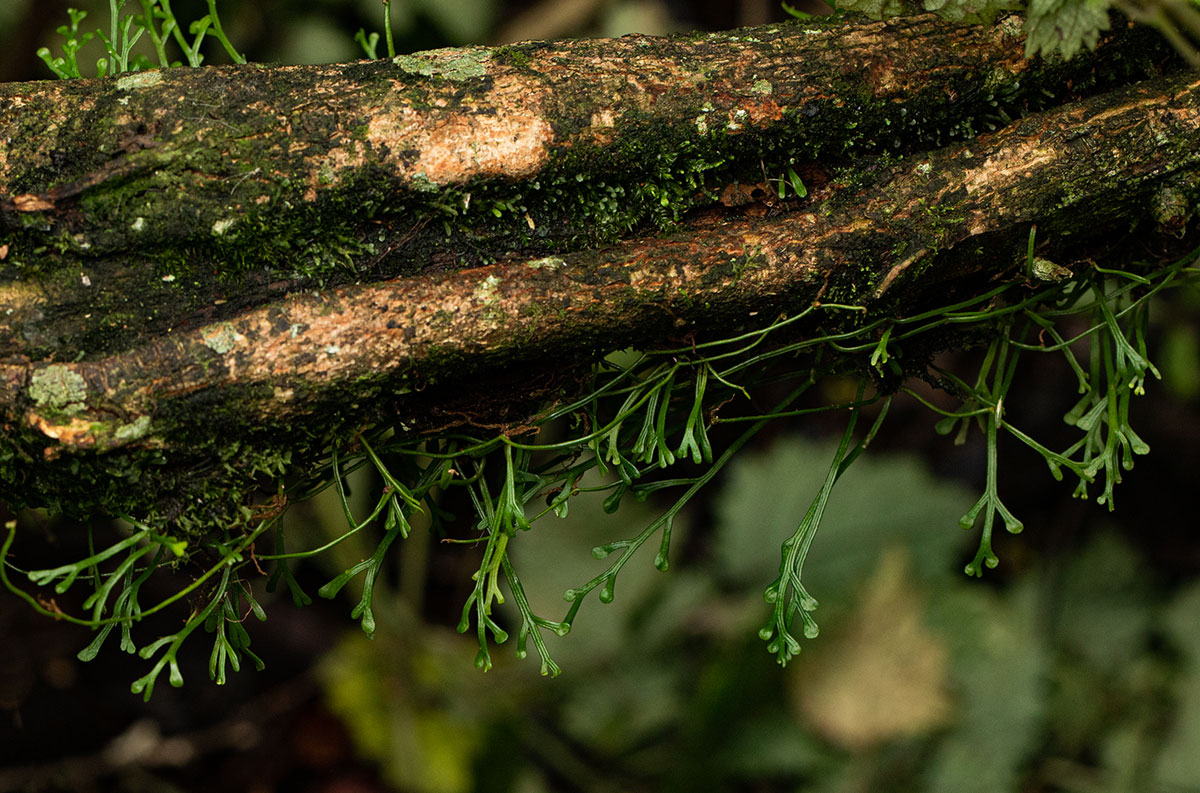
{"left": 923, "top": 0, "right": 1022, "bottom": 24}
{"left": 1025, "top": 0, "right": 1113, "bottom": 59}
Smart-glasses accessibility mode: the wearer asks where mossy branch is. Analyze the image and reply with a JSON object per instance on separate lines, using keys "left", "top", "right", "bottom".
{"left": 0, "top": 16, "right": 1196, "bottom": 656}
{"left": 2, "top": 57, "right": 1199, "bottom": 505}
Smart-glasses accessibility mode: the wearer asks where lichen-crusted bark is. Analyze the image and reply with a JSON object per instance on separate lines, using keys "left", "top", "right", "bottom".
{"left": 0, "top": 15, "right": 1193, "bottom": 521}
{"left": 0, "top": 14, "right": 1169, "bottom": 362}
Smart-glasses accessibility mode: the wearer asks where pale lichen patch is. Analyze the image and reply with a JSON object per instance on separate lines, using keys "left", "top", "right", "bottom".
{"left": 393, "top": 47, "right": 491, "bottom": 81}
{"left": 212, "top": 218, "right": 237, "bottom": 236}
{"left": 410, "top": 171, "right": 441, "bottom": 193}
{"left": 201, "top": 322, "right": 241, "bottom": 354}
{"left": 1030, "top": 257, "right": 1073, "bottom": 282}
{"left": 526, "top": 256, "right": 565, "bottom": 270}
{"left": 116, "top": 71, "right": 163, "bottom": 91}
{"left": 114, "top": 415, "right": 152, "bottom": 443}
{"left": 474, "top": 274, "right": 502, "bottom": 304}
{"left": 29, "top": 365, "right": 87, "bottom": 414}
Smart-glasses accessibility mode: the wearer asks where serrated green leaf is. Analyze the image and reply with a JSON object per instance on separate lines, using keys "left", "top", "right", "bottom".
{"left": 836, "top": 0, "right": 915, "bottom": 20}
{"left": 712, "top": 439, "right": 970, "bottom": 604}
{"left": 923, "top": 0, "right": 1021, "bottom": 24}
{"left": 1153, "top": 582, "right": 1200, "bottom": 787}
{"left": 1025, "top": 0, "right": 1113, "bottom": 60}
{"left": 1054, "top": 530, "right": 1154, "bottom": 673}
{"left": 924, "top": 581, "right": 1047, "bottom": 793}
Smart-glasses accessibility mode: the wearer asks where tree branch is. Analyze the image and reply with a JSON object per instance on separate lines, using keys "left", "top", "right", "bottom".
{"left": 0, "top": 15, "right": 1193, "bottom": 519}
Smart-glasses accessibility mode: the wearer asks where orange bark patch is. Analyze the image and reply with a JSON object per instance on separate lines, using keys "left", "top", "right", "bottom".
{"left": 12, "top": 194, "right": 54, "bottom": 212}
{"left": 418, "top": 112, "right": 553, "bottom": 183}
{"left": 364, "top": 74, "right": 555, "bottom": 187}
{"left": 27, "top": 413, "right": 95, "bottom": 446}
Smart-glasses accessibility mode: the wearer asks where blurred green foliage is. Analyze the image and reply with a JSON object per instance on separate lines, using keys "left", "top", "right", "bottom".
{"left": 314, "top": 436, "right": 1200, "bottom": 792}
{"left": 14, "top": 0, "right": 689, "bottom": 81}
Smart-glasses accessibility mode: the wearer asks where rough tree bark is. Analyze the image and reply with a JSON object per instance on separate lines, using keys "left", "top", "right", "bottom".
{"left": 0, "top": 13, "right": 1195, "bottom": 519}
